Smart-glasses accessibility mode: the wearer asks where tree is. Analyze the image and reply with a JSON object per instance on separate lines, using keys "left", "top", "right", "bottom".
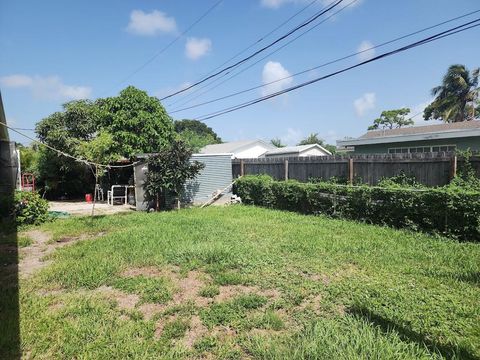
{"left": 297, "top": 133, "right": 337, "bottom": 154}
{"left": 423, "top": 64, "right": 479, "bottom": 122}
{"left": 270, "top": 138, "right": 285, "bottom": 148}
{"left": 34, "top": 86, "right": 176, "bottom": 198}
{"left": 368, "top": 108, "right": 413, "bottom": 130}
{"left": 97, "top": 86, "right": 175, "bottom": 158}
{"left": 298, "top": 133, "right": 324, "bottom": 146}
{"left": 143, "top": 139, "right": 204, "bottom": 210}
{"left": 174, "top": 119, "right": 222, "bottom": 152}
{"left": 35, "top": 100, "right": 100, "bottom": 198}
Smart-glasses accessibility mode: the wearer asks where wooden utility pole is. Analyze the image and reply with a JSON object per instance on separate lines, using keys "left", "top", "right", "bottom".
{"left": 284, "top": 159, "right": 289, "bottom": 180}
{"left": 240, "top": 159, "right": 245, "bottom": 177}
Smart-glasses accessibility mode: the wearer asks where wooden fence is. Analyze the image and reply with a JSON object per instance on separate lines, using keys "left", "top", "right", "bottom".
{"left": 232, "top": 153, "right": 480, "bottom": 187}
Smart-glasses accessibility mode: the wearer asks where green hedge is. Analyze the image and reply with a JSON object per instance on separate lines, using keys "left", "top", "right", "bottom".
{"left": 234, "top": 175, "right": 480, "bottom": 241}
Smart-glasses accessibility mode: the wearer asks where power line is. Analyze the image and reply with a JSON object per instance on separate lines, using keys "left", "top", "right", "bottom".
{"left": 159, "top": 0, "right": 345, "bottom": 101}
{"left": 169, "top": 9, "right": 480, "bottom": 114}
{"left": 1, "top": 121, "right": 137, "bottom": 169}
{"left": 164, "top": 0, "right": 322, "bottom": 108}
{"left": 193, "top": 19, "right": 480, "bottom": 121}
{"left": 167, "top": 0, "right": 360, "bottom": 112}
{"left": 99, "top": 0, "right": 224, "bottom": 97}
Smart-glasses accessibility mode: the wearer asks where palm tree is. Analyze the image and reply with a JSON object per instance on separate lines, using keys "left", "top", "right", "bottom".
{"left": 424, "top": 64, "right": 479, "bottom": 122}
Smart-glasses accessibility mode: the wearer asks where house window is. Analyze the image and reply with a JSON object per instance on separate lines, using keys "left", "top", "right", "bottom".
{"left": 388, "top": 145, "right": 456, "bottom": 154}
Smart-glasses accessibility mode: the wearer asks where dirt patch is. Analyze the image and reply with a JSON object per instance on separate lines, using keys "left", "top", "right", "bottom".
{"left": 173, "top": 270, "right": 211, "bottom": 307}
{"left": 182, "top": 315, "right": 209, "bottom": 349}
{"left": 95, "top": 285, "right": 140, "bottom": 311}
{"left": 13, "top": 230, "right": 107, "bottom": 278}
{"left": 296, "top": 294, "right": 323, "bottom": 314}
{"left": 216, "top": 285, "right": 280, "bottom": 303}
{"left": 121, "top": 266, "right": 163, "bottom": 278}
{"left": 138, "top": 303, "right": 166, "bottom": 320}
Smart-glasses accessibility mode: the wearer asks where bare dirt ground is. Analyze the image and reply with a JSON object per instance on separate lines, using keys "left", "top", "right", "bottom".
{"left": 13, "top": 230, "right": 105, "bottom": 278}
{"left": 49, "top": 201, "right": 134, "bottom": 216}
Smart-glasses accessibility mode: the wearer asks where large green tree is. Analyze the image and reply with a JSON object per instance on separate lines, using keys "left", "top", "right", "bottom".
{"left": 97, "top": 86, "right": 175, "bottom": 158}
{"left": 174, "top": 119, "right": 222, "bottom": 152}
{"left": 34, "top": 86, "right": 176, "bottom": 198}
{"left": 368, "top": 108, "right": 413, "bottom": 130}
{"left": 424, "top": 64, "right": 479, "bottom": 122}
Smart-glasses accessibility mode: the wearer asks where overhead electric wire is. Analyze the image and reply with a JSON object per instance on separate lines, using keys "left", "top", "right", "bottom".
{"left": 159, "top": 0, "right": 345, "bottom": 101}
{"left": 169, "top": 9, "right": 480, "bottom": 114}
{"left": 0, "top": 121, "right": 137, "bottom": 169}
{"left": 169, "top": 0, "right": 361, "bottom": 111}
{"left": 165, "top": 0, "right": 322, "bottom": 107}
{"left": 99, "top": 0, "right": 224, "bottom": 97}
{"left": 193, "top": 19, "right": 480, "bottom": 121}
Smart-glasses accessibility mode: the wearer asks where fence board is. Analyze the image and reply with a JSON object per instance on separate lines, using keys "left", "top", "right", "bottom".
{"left": 232, "top": 153, "right": 480, "bottom": 186}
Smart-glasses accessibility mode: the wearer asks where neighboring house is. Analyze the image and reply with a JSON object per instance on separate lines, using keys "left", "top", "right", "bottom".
{"left": 199, "top": 140, "right": 276, "bottom": 159}
{"left": 0, "top": 91, "right": 19, "bottom": 195}
{"left": 337, "top": 120, "right": 480, "bottom": 154}
{"left": 263, "top": 144, "right": 331, "bottom": 158}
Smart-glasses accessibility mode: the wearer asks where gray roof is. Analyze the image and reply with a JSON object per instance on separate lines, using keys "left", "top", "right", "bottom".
{"left": 265, "top": 144, "right": 331, "bottom": 156}
{"left": 337, "top": 120, "right": 480, "bottom": 147}
{"left": 199, "top": 140, "right": 274, "bottom": 154}
{"left": 359, "top": 120, "right": 480, "bottom": 139}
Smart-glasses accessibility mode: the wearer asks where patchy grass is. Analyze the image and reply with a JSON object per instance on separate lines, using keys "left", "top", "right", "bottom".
{"left": 4, "top": 206, "right": 480, "bottom": 359}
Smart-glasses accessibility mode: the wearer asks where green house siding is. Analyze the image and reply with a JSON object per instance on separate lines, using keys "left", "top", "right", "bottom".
{"left": 352, "top": 136, "right": 480, "bottom": 154}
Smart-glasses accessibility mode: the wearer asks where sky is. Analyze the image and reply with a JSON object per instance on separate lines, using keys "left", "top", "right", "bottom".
{"left": 1, "top": 0, "right": 479, "bottom": 146}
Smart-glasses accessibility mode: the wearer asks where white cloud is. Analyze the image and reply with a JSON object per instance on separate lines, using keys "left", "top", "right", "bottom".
{"left": 0, "top": 74, "right": 33, "bottom": 88}
{"left": 357, "top": 40, "right": 375, "bottom": 61}
{"left": 185, "top": 37, "right": 212, "bottom": 60}
{"left": 261, "top": 0, "right": 363, "bottom": 9}
{"left": 0, "top": 74, "right": 91, "bottom": 100}
{"left": 354, "top": 92, "right": 376, "bottom": 117}
{"left": 261, "top": 61, "right": 293, "bottom": 96}
{"left": 280, "top": 128, "right": 303, "bottom": 145}
{"left": 126, "top": 10, "right": 177, "bottom": 36}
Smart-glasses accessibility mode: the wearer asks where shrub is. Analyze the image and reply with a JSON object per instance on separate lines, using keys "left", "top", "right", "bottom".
{"left": 13, "top": 191, "right": 49, "bottom": 226}
{"left": 234, "top": 175, "right": 480, "bottom": 241}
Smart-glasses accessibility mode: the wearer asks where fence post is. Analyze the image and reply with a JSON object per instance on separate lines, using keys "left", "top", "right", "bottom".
{"left": 240, "top": 159, "right": 245, "bottom": 177}
{"left": 450, "top": 155, "right": 457, "bottom": 181}
{"left": 284, "top": 159, "right": 289, "bottom": 180}
{"left": 348, "top": 158, "right": 354, "bottom": 185}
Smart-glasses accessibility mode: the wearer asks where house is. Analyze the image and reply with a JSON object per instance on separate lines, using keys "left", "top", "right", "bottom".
{"left": 0, "top": 91, "right": 19, "bottom": 195}
{"left": 263, "top": 144, "right": 331, "bottom": 158}
{"left": 199, "top": 140, "right": 276, "bottom": 159}
{"left": 336, "top": 120, "right": 480, "bottom": 154}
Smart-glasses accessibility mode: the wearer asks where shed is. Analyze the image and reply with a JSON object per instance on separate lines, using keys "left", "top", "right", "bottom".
{"left": 134, "top": 153, "right": 232, "bottom": 211}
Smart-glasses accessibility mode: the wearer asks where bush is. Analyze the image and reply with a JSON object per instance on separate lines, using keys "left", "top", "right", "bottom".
{"left": 234, "top": 175, "right": 480, "bottom": 241}
{"left": 13, "top": 191, "right": 49, "bottom": 226}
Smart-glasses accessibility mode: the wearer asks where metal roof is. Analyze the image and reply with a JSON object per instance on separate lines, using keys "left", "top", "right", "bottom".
{"left": 337, "top": 120, "right": 480, "bottom": 147}
{"left": 199, "top": 139, "right": 275, "bottom": 154}
{"left": 264, "top": 144, "right": 331, "bottom": 156}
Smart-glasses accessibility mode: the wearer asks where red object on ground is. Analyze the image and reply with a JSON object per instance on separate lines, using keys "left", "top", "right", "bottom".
{"left": 85, "top": 194, "right": 93, "bottom": 203}
{"left": 22, "top": 173, "right": 35, "bottom": 192}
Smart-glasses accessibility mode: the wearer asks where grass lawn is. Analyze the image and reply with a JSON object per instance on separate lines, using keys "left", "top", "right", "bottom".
{"left": 2, "top": 206, "right": 480, "bottom": 359}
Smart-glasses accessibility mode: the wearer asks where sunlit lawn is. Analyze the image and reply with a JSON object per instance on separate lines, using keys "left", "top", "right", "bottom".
{"left": 5, "top": 206, "right": 480, "bottom": 359}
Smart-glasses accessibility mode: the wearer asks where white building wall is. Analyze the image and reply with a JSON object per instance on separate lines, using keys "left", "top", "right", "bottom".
{"left": 299, "top": 148, "right": 328, "bottom": 157}
{"left": 235, "top": 145, "right": 270, "bottom": 159}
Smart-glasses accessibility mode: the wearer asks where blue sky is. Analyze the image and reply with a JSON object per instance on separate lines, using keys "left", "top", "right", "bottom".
{"left": 1, "top": 0, "right": 479, "bottom": 146}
